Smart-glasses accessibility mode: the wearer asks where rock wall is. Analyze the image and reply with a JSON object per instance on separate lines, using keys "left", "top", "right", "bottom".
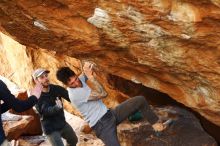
{"left": 0, "top": 32, "right": 125, "bottom": 113}
{"left": 0, "top": 0, "right": 220, "bottom": 127}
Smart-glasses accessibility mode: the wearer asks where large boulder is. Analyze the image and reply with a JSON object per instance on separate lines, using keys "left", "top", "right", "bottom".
{"left": 14, "top": 136, "right": 46, "bottom": 146}
{"left": 0, "top": 76, "right": 42, "bottom": 135}
{"left": 2, "top": 112, "right": 34, "bottom": 140}
{"left": 118, "top": 106, "right": 217, "bottom": 146}
{"left": 38, "top": 107, "right": 218, "bottom": 146}
{"left": 0, "top": 0, "right": 220, "bottom": 128}
{"left": 9, "top": 91, "right": 42, "bottom": 135}
{"left": 6, "top": 107, "right": 217, "bottom": 146}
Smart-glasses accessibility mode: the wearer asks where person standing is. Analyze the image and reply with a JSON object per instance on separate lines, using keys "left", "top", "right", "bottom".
{"left": 0, "top": 79, "right": 42, "bottom": 146}
{"left": 33, "top": 68, "right": 78, "bottom": 146}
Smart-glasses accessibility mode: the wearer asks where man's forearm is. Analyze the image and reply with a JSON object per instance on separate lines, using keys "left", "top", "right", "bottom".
{"left": 88, "top": 77, "right": 108, "bottom": 100}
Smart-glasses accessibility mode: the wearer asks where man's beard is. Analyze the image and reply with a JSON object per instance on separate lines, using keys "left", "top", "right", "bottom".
{"left": 42, "top": 81, "right": 49, "bottom": 88}
{"left": 43, "top": 84, "right": 49, "bottom": 88}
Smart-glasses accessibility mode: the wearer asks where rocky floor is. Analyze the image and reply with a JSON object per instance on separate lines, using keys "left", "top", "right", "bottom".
{"left": 10, "top": 111, "right": 104, "bottom": 146}
{"left": 7, "top": 106, "right": 217, "bottom": 146}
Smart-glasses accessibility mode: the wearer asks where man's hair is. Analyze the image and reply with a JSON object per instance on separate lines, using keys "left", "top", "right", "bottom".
{"left": 56, "top": 67, "right": 76, "bottom": 85}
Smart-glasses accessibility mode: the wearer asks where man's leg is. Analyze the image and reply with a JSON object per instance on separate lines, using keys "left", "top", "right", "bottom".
{"left": 60, "top": 123, "right": 78, "bottom": 146}
{"left": 47, "top": 131, "right": 64, "bottom": 146}
{"left": 112, "top": 96, "right": 159, "bottom": 125}
{"left": 92, "top": 111, "right": 120, "bottom": 146}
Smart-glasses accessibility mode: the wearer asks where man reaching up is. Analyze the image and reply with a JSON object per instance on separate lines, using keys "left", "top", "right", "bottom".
{"left": 56, "top": 63, "right": 169, "bottom": 146}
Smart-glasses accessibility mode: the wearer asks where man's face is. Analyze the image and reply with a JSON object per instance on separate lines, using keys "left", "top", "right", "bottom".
{"left": 36, "top": 72, "right": 50, "bottom": 87}
{"left": 67, "top": 75, "right": 82, "bottom": 88}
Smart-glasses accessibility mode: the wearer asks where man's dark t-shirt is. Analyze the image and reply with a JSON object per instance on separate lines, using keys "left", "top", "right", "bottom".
{"left": 35, "top": 84, "right": 70, "bottom": 134}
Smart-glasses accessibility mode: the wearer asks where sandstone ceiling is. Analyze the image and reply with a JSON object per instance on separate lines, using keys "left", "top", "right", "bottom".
{"left": 1, "top": 0, "right": 220, "bottom": 126}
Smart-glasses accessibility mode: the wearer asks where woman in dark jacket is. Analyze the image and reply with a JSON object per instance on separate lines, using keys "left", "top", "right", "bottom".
{"left": 0, "top": 80, "right": 42, "bottom": 145}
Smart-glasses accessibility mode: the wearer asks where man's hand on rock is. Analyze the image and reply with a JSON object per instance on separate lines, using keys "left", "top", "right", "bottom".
{"left": 83, "top": 62, "right": 94, "bottom": 79}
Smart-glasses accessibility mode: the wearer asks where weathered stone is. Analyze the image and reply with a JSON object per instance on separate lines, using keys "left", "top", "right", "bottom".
{"left": 16, "top": 136, "right": 46, "bottom": 146}
{"left": 118, "top": 106, "right": 217, "bottom": 146}
{"left": 2, "top": 112, "right": 22, "bottom": 122}
{"left": 0, "top": 0, "right": 220, "bottom": 128}
{"left": 0, "top": 76, "right": 42, "bottom": 135}
{"left": 0, "top": 0, "right": 220, "bottom": 144}
{"left": 2, "top": 113, "right": 34, "bottom": 140}
{"left": 0, "top": 32, "right": 124, "bottom": 113}
{"left": 9, "top": 91, "right": 42, "bottom": 135}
